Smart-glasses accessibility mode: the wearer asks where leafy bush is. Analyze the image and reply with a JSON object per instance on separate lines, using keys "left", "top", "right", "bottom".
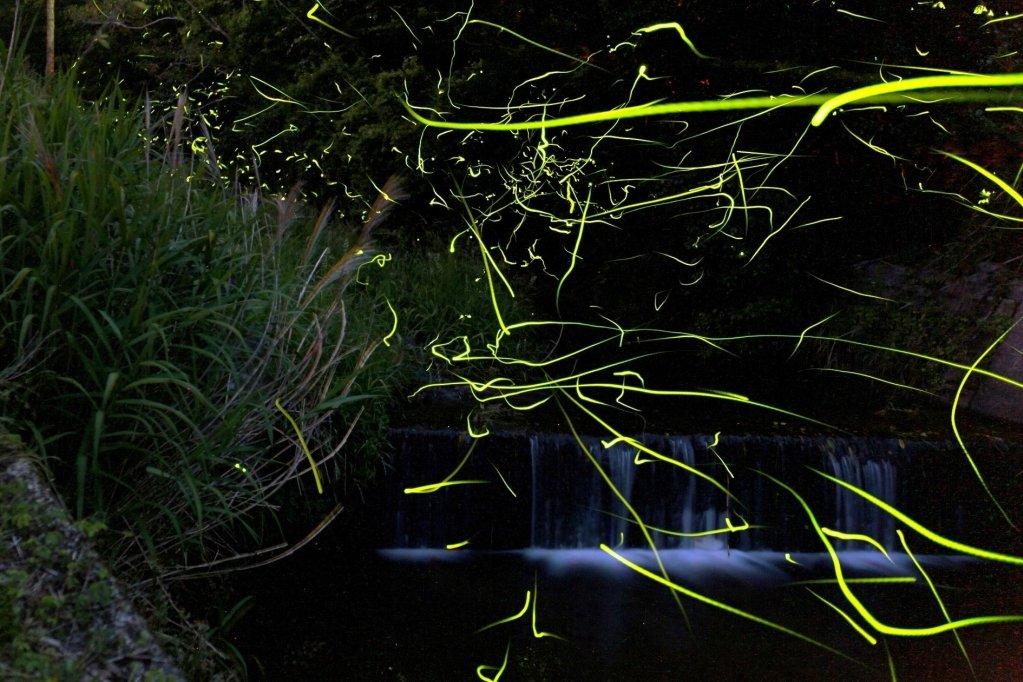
{"left": 0, "top": 49, "right": 396, "bottom": 580}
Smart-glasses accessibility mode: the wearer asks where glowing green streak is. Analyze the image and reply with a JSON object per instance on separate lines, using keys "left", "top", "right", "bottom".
{"left": 585, "top": 177, "right": 729, "bottom": 220}
{"left": 807, "top": 588, "right": 878, "bottom": 645}
{"left": 841, "top": 122, "right": 906, "bottom": 163}
{"left": 982, "top": 11, "right": 1023, "bottom": 27}
{"left": 490, "top": 463, "right": 517, "bottom": 497}
{"left": 603, "top": 510, "right": 755, "bottom": 538}
{"left": 790, "top": 311, "right": 840, "bottom": 359}
{"left": 476, "top": 642, "right": 510, "bottom": 682}
{"left": 402, "top": 94, "right": 822, "bottom": 131}
{"left": 467, "top": 412, "right": 490, "bottom": 438}
{"left": 306, "top": 2, "right": 355, "bottom": 38}
{"left": 808, "top": 273, "right": 896, "bottom": 302}
{"left": 650, "top": 332, "right": 1023, "bottom": 393}
{"left": 468, "top": 19, "right": 602, "bottom": 70}
{"left": 274, "top": 399, "right": 323, "bottom": 494}
{"left": 382, "top": 299, "right": 398, "bottom": 347}
{"left": 898, "top": 530, "right": 974, "bottom": 675}
{"left": 402, "top": 79, "right": 1023, "bottom": 132}
{"left": 937, "top": 150, "right": 1023, "bottom": 213}
{"left": 962, "top": 203, "right": 1023, "bottom": 224}
{"left": 531, "top": 574, "right": 564, "bottom": 640}
{"left": 600, "top": 545, "right": 863, "bottom": 663}
{"left": 885, "top": 639, "right": 897, "bottom": 682}
{"left": 763, "top": 470, "right": 1023, "bottom": 637}
{"left": 810, "top": 469, "right": 1023, "bottom": 566}
{"left": 555, "top": 187, "right": 591, "bottom": 308}
{"left": 454, "top": 184, "right": 514, "bottom": 336}
{"left": 564, "top": 392, "right": 734, "bottom": 501}
{"left": 446, "top": 540, "right": 470, "bottom": 550}
{"left": 558, "top": 399, "right": 693, "bottom": 628}
{"left": 477, "top": 591, "right": 530, "bottom": 632}
{"left": 708, "top": 442, "right": 734, "bottom": 478}
{"left": 633, "top": 22, "right": 710, "bottom": 59}
{"left": 249, "top": 76, "right": 304, "bottom": 107}
{"left": 567, "top": 382, "right": 837, "bottom": 432}
{"left": 810, "top": 73, "right": 1023, "bottom": 126}
{"left": 415, "top": 353, "right": 663, "bottom": 400}
{"left": 821, "top": 527, "right": 892, "bottom": 561}
{"left": 732, "top": 153, "right": 750, "bottom": 233}
{"left": 789, "top": 577, "right": 917, "bottom": 586}
{"left": 746, "top": 195, "right": 813, "bottom": 265}
{"left": 835, "top": 8, "right": 885, "bottom": 23}
{"left": 949, "top": 321, "right": 1020, "bottom": 528}
{"left": 404, "top": 439, "right": 487, "bottom": 494}
{"left": 808, "top": 367, "right": 937, "bottom": 397}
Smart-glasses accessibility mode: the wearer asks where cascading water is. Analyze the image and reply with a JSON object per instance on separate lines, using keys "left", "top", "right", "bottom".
{"left": 388, "top": 429, "right": 946, "bottom": 553}
{"left": 826, "top": 448, "right": 899, "bottom": 549}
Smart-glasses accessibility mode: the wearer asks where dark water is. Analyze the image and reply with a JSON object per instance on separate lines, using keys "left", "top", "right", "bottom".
{"left": 227, "top": 545, "right": 1022, "bottom": 680}
{"left": 222, "top": 429, "right": 1023, "bottom": 680}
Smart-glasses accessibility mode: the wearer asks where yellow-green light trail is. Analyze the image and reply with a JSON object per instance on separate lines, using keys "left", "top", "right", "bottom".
{"left": 401, "top": 74, "right": 1023, "bottom": 132}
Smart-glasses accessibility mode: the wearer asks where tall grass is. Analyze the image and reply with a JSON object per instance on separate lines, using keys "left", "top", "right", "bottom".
{"left": 0, "top": 47, "right": 395, "bottom": 580}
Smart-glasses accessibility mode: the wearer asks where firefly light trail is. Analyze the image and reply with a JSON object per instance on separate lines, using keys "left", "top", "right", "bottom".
{"left": 204, "top": 6, "right": 1023, "bottom": 676}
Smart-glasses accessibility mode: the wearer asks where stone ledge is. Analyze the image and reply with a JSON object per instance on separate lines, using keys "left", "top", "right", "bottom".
{"left": 0, "top": 433, "right": 182, "bottom": 681}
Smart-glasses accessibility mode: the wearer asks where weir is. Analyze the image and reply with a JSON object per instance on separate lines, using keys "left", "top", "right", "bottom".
{"left": 385, "top": 429, "right": 965, "bottom": 553}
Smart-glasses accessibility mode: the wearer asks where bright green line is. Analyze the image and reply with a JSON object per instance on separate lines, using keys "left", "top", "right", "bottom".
{"left": 807, "top": 588, "right": 878, "bottom": 644}
{"left": 404, "top": 439, "right": 484, "bottom": 494}
{"left": 937, "top": 150, "right": 1023, "bottom": 212}
{"left": 601, "top": 544, "right": 863, "bottom": 663}
{"left": 822, "top": 527, "right": 892, "bottom": 561}
{"left": 810, "top": 73, "right": 1023, "bottom": 126}
{"left": 764, "top": 470, "right": 1023, "bottom": 637}
{"left": 808, "top": 272, "right": 896, "bottom": 302}
{"left": 468, "top": 19, "right": 602, "bottom": 70}
{"left": 898, "top": 530, "right": 974, "bottom": 674}
{"left": 555, "top": 187, "right": 591, "bottom": 308}
{"left": 401, "top": 74, "right": 1023, "bottom": 132}
{"left": 382, "top": 298, "right": 398, "bottom": 347}
{"left": 811, "top": 468, "right": 1023, "bottom": 566}
{"left": 275, "top": 399, "right": 323, "bottom": 494}
{"left": 982, "top": 11, "right": 1023, "bottom": 27}
{"left": 306, "top": 2, "right": 355, "bottom": 37}
{"left": 477, "top": 591, "right": 530, "bottom": 632}
{"left": 835, "top": 8, "right": 885, "bottom": 23}
{"left": 949, "top": 321, "right": 1020, "bottom": 529}
{"left": 788, "top": 577, "right": 917, "bottom": 586}
{"left": 634, "top": 22, "right": 710, "bottom": 59}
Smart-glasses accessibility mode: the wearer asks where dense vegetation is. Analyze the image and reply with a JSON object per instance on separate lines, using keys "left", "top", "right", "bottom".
{"left": 0, "top": 25, "right": 519, "bottom": 673}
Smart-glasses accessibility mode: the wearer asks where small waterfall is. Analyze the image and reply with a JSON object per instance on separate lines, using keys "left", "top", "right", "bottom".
{"left": 388, "top": 430, "right": 944, "bottom": 552}
{"left": 605, "top": 441, "right": 636, "bottom": 544}
{"left": 528, "top": 434, "right": 639, "bottom": 548}
{"left": 826, "top": 445, "right": 899, "bottom": 549}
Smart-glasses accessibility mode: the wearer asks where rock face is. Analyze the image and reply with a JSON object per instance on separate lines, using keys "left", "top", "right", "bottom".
{"left": 0, "top": 434, "right": 183, "bottom": 681}
{"left": 859, "top": 259, "right": 1023, "bottom": 425}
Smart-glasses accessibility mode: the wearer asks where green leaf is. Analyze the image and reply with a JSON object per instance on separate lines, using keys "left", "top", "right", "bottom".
{"left": 314, "top": 393, "right": 378, "bottom": 411}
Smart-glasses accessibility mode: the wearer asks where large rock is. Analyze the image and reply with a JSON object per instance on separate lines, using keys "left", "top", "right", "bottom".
{"left": 0, "top": 433, "right": 183, "bottom": 681}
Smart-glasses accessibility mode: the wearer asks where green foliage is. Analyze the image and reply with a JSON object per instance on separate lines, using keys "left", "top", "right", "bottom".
{"left": 0, "top": 52, "right": 395, "bottom": 584}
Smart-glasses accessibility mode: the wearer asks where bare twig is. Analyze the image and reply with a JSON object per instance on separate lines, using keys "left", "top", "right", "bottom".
{"left": 163, "top": 504, "right": 344, "bottom": 581}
